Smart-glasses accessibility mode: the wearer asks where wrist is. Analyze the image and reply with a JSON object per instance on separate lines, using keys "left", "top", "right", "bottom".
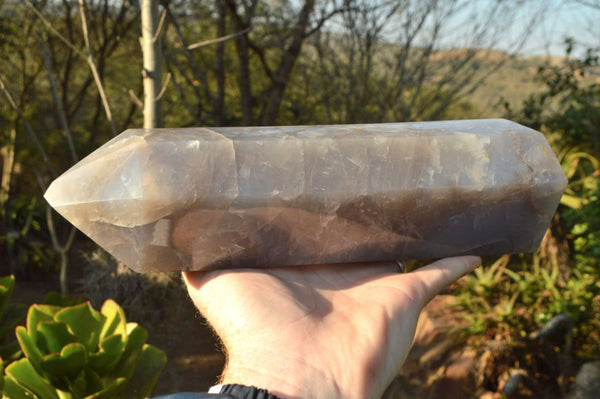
{"left": 220, "top": 347, "right": 340, "bottom": 399}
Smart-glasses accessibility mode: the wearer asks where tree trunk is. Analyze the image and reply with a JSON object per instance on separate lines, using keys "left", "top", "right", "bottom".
{"left": 0, "top": 125, "right": 16, "bottom": 220}
{"left": 141, "top": 0, "right": 162, "bottom": 128}
{"left": 225, "top": 0, "right": 255, "bottom": 125}
{"left": 259, "top": 0, "right": 315, "bottom": 125}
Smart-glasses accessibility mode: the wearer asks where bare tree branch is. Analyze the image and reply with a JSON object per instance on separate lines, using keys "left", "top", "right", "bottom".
{"left": 46, "top": 205, "right": 76, "bottom": 295}
{"left": 128, "top": 89, "right": 144, "bottom": 109}
{"left": 165, "top": 60, "right": 202, "bottom": 125}
{"left": 24, "top": 0, "right": 86, "bottom": 58}
{"left": 164, "top": 27, "right": 251, "bottom": 56}
{"left": 573, "top": 0, "right": 600, "bottom": 9}
{"left": 164, "top": 6, "right": 208, "bottom": 111}
{"left": 25, "top": 0, "right": 118, "bottom": 135}
{"left": 39, "top": 30, "right": 79, "bottom": 163}
{"left": 156, "top": 72, "right": 172, "bottom": 101}
{"left": 0, "top": 73, "right": 57, "bottom": 177}
{"left": 153, "top": 8, "right": 168, "bottom": 42}
{"left": 78, "top": 0, "right": 118, "bottom": 135}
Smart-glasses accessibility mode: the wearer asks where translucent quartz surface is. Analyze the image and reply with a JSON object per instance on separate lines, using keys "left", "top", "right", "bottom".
{"left": 44, "top": 119, "right": 568, "bottom": 272}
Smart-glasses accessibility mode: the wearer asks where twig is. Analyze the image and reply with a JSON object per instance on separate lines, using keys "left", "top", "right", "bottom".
{"left": 77, "top": 0, "right": 118, "bottom": 135}
{"left": 24, "top": 0, "right": 85, "bottom": 58}
{"left": 156, "top": 72, "right": 171, "bottom": 101}
{"left": 164, "top": 28, "right": 251, "bottom": 56}
{"left": 128, "top": 89, "right": 144, "bottom": 109}
{"left": 165, "top": 60, "right": 201, "bottom": 125}
{"left": 153, "top": 8, "right": 167, "bottom": 42}
{"left": 46, "top": 205, "right": 76, "bottom": 296}
{"left": 165, "top": 6, "right": 210, "bottom": 104}
{"left": 39, "top": 30, "right": 79, "bottom": 163}
{"left": 0, "top": 73, "right": 56, "bottom": 177}
{"left": 25, "top": 0, "right": 118, "bottom": 136}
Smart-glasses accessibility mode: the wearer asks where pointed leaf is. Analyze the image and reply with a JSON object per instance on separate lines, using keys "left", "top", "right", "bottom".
{"left": 16, "top": 326, "right": 44, "bottom": 371}
{"left": 40, "top": 342, "right": 88, "bottom": 380}
{"left": 110, "top": 323, "right": 147, "bottom": 380}
{"left": 2, "top": 375, "right": 35, "bottom": 399}
{"left": 89, "top": 334, "right": 125, "bottom": 375}
{"left": 99, "top": 300, "right": 126, "bottom": 340}
{"left": 26, "top": 305, "right": 61, "bottom": 342}
{"left": 86, "top": 377, "right": 127, "bottom": 399}
{"left": 36, "top": 322, "right": 77, "bottom": 355}
{"left": 114, "top": 345, "right": 166, "bottom": 399}
{"left": 5, "top": 358, "right": 58, "bottom": 399}
{"left": 54, "top": 303, "right": 105, "bottom": 352}
{"left": 67, "top": 367, "right": 104, "bottom": 398}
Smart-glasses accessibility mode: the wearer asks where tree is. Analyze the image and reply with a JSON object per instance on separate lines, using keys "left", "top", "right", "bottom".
{"left": 293, "top": 0, "right": 544, "bottom": 124}
{"left": 141, "top": 0, "right": 164, "bottom": 128}
{"left": 1, "top": 0, "right": 141, "bottom": 293}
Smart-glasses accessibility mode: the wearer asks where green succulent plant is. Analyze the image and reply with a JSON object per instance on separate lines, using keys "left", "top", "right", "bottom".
{"left": 2, "top": 299, "right": 166, "bottom": 399}
{"left": 0, "top": 275, "right": 28, "bottom": 383}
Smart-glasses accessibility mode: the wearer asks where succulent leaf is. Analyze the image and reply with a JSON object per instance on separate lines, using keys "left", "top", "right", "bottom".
{"left": 99, "top": 300, "right": 126, "bottom": 340}
{"left": 85, "top": 377, "right": 127, "bottom": 399}
{"left": 15, "top": 326, "right": 44, "bottom": 371}
{"left": 67, "top": 367, "right": 103, "bottom": 398}
{"left": 114, "top": 344, "right": 166, "bottom": 399}
{"left": 40, "top": 342, "right": 88, "bottom": 380}
{"left": 2, "top": 375, "right": 35, "bottom": 399}
{"left": 88, "top": 334, "right": 125, "bottom": 375}
{"left": 54, "top": 303, "right": 105, "bottom": 352}
{"left": 5, "top": 358, "right": 59, "bottom": 399}
{"left": 36, "top": 321, "right": 77, "bottom": 355}
{"left": 7, "top": 292, "right": 164, "bottom": 399}
{"left": 26, "top": 305, "right": 61, "bottom": 342}
{"left": 110, "top": 323, "right": 147, "bottom": 381}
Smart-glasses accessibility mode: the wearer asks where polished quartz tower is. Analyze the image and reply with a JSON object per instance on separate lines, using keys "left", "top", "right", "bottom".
{"left": 44, "top": 119, "right": 568, "bottom": 272}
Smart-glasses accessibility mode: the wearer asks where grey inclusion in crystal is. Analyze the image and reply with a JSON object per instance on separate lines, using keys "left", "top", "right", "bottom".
{"left": 44, "top": 119, "right": 568, "bottom": 272}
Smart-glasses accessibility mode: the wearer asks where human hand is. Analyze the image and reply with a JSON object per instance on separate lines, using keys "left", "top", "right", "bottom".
{"left": 183, "top": 256, "right": 480, "bottom": 399}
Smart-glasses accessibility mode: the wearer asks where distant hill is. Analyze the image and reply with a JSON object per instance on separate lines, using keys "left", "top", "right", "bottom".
{"left": 453, "top": 49, "right": 597, "bottom": 118}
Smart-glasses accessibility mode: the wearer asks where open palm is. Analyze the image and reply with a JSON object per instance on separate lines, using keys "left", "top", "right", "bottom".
{"left": 184, "top": 256, "right": 480, "bottom": 399}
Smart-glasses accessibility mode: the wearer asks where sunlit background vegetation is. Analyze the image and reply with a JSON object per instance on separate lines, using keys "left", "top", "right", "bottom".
{"left": 0, "top": 0, "right": 599, "bottom": 397}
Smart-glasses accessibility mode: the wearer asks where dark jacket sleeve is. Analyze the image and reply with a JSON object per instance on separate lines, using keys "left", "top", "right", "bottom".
{"left": 153, "top": 384, "right": 282, "bottom": 399}
{"left": 152, "top": 393, "right": 235, "bottom": 399}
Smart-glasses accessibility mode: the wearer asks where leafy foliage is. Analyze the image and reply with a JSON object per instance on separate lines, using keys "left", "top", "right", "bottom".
{"left": 1, "top": 299, "right": 166, "bottom": 399}
{"left": 504, "top": 39, "right": 600, "bottom": 152}
{"left": 0, "top": 276, "right": 27, "bottom": 363}
{"left": 0, "top": 198, "right": 57, "bottom": 275}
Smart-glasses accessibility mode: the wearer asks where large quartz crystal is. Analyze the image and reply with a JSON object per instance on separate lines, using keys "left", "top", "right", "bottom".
{"left": 44, "top": 119, "right": 567, "bottom": 272}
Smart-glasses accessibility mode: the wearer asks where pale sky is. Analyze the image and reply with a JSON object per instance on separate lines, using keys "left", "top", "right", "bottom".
{"left": 498, "top": 0, "right": 599, "bottom": 56}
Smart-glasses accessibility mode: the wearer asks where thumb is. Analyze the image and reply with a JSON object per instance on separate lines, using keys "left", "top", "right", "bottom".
{"left": 400, "top": 256, "right": 481, "bottom": 306}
